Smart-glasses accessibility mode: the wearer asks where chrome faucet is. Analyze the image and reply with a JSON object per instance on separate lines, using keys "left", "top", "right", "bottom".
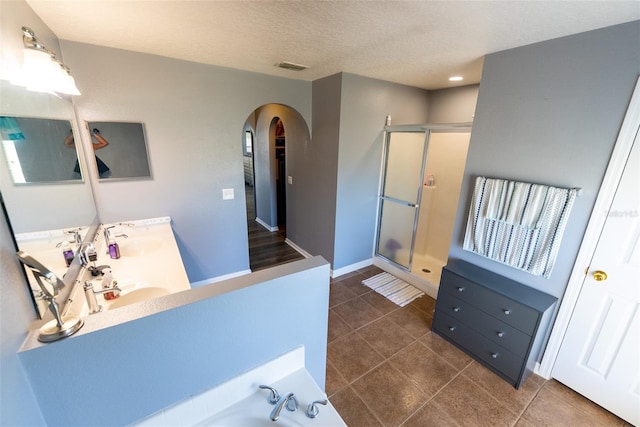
{"left": 64, "top": 228, "right": 82, "bottom": 245}
{"left": 103, "top": 225, "right": 116, "bottom": 253}
{"left": 270, "top": 392, "right": 298, "bottom": 422}
{"left": 83, "top": 280, "right": 122, "bottom": 314}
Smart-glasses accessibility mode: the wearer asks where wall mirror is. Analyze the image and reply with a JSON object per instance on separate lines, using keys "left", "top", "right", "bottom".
{"left": 1, "top": 116, "right": 82, "bottom": 183}
{"left": 0, "top": 80, "right": 99, "bottom": 319}
{"left": 86, "top": 121, "right": 151, "bottom": 180}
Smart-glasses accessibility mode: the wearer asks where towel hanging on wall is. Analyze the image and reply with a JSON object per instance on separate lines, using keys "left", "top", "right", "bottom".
{"left": 463, "top": 176, "right": 578, "bottom": 278}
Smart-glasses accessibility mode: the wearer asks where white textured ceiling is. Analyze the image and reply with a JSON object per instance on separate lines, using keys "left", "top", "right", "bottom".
{"left": 25, "top": 0, "right": 640, "bottom": 90}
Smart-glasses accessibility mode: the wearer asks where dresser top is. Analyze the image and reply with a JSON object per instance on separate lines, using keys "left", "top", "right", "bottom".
{"left": 444, "top": 259, "right": 557, "bottom": 311}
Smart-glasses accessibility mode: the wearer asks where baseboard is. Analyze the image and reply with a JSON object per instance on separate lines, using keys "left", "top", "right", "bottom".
{"left": 190, "top": 269, "right": 252, "bottom": 287}
{"left": 331, "top": 258, "right": 373, "bottom": 278}
{"left": 255, "top": 217, "right": 278, "bottom": 232}
{"left": 284, "top": 239, "right": 312, "bottom": 258}
{"left": 533, "top": 361, "right": 552, "bottom": 380}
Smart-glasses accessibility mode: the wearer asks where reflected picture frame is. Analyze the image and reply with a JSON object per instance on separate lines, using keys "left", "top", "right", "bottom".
{"left": 85, "top": 121, "right": 152, "bottom": 181}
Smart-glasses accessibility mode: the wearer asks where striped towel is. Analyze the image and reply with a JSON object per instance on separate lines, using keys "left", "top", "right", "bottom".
{"left": 463, "top": 177, "right": 577, "bottom": 278}
{"left": 362, "top": 272, "right": 424, "bottom": 307}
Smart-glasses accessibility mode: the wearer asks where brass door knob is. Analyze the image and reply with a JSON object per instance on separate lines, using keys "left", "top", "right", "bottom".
{"left": 592, "top": 270, "right": 608, "bottom": 281}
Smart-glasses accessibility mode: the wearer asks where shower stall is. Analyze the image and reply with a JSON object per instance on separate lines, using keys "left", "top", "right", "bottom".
{"left": 373, "top": 124, "right": 471, "bottom": 298}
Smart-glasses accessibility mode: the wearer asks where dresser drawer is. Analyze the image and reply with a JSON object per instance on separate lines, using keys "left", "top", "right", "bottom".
{"left": 433, "top": 311, "right": 523, "bottom": 383}
{"left": 436, "top": 292, "right": 531, "bottom": 357}
{"left": 440, "top": 270, "right": 539, "bottom": 335}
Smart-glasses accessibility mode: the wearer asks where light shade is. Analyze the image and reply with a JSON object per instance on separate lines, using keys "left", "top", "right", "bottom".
{"left": 12, "top": 48, "right": 81, "bottom": 95}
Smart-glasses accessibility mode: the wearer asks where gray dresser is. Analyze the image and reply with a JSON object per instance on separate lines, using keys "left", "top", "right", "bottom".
{"left": 432, "top": 259, "right": 557, "bottom": 389}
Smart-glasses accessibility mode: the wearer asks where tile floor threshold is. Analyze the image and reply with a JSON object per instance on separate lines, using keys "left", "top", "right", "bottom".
{"left": 326, "top": 266, "right": 631, "bottom": 427}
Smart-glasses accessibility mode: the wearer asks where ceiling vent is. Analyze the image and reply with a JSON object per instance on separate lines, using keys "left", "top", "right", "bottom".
{"left": 276, "top": 61, "right": 308, "bottom": 72}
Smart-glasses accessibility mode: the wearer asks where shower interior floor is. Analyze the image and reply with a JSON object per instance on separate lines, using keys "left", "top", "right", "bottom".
{"left": 411, "top": 253, "right": 446, "bottom": 286}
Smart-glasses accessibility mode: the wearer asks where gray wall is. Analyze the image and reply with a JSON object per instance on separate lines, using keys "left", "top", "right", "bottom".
{"left": 307, "top": 74, "right": 343, "bottom": 265}
{"left": 449, "top": 21, "right": 640, "bottom": 298}
{"left": 60, "top": 41, "right": 312, "bottom": 283}
{"left": 333, "top": 73, "right": 430, "bottom": 270}
{"left": 427, "top": 84, "right": 479, "bottom": 124}
{"left": 252, "top": 104, "right": 310, "bottom": 231}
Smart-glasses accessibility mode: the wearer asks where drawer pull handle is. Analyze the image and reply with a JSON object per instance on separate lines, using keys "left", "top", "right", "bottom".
{"left": 503, "top": 309, "right": 511, "bottom": 315}
{"left": 497, "top": 331, "right": 505, "bottom": 338}
{"left": 491, "top": 352, "right": 499, "bottom": 359}
{"left": 448, "top": 326, "right": 457, "bottom": 332}
{"left": 456, "top": 287, "right": 465, "bottom": 292}
{"left": 452, "top": 307, "right": 461, "bottom": 312}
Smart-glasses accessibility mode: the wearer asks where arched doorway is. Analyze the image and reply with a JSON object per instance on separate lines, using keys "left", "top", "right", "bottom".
{"left": 242, "top": 104, "right": 307, "bottom": 271}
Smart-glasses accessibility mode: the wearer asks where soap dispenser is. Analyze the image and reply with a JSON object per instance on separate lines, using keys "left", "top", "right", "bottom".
{"left": 108, "top": 239, "right": 120, "bottom": 259}
{"left": 101, "top": 270, "right": 119, "bottom": 300}
{"left": 62, "top": 242, "right": 74, "bottom": 267}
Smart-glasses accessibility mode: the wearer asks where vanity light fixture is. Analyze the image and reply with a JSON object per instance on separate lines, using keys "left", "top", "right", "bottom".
{"left": 448, "top": 76, "right": 464, "bottom": 82}
{"left": 10, "top": 26, "right": 81, "bottom": 96}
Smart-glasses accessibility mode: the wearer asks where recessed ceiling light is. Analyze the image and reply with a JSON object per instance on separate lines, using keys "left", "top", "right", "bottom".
{"left": 449, "top": 76, "right": 464, "bottom": 82}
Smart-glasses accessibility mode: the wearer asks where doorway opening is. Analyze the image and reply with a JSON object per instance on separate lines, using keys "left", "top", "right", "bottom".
{"left": 373, "top": 125, "right": 471, "bottom": 297}
{"left": 274, "top": 117, "right": 286, "bottom": 228}
{"left": 242, "top": 106, "right": 306, "bottom": 271}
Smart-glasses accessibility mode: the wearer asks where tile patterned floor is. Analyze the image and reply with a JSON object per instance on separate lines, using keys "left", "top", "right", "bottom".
{"left": 327, "top": 266, "right": 631, "bottom": 427}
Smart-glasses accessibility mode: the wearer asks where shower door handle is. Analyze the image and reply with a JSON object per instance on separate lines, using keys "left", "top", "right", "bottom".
{"left": 380, "top": 196, "right": 418, "bottom": 208}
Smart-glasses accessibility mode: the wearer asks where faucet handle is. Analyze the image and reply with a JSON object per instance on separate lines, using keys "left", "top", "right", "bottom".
{"left": 285, "top": 394, "right": 298, "bottom": 412}
{"left": 305, "top": 399, "right": 328, "bottom": 418}
{"left": 258, "top": 385, "right": 281, "bottom": 404}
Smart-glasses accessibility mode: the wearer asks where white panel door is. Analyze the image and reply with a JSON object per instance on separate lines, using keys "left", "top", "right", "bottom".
{"left": 552, "top": 133, "right": 640, "bottom": 425}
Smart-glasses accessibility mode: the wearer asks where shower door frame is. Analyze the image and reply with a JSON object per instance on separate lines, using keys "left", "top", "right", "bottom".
{"left": 373, "top": 123, "right": 473, "bottom": 278}
{"left": 374, "top": 125, "right": 429, "bottom": 272}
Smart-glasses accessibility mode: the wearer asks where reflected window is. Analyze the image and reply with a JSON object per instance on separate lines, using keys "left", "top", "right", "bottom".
{"left": 245, "top": 130, "right": 253, "bottom": 155}
{"left": 1, "top": 140, "right": 26, "bottom": 183}
{"left": 0, "top": 116, "right": 81, "bottom": 184}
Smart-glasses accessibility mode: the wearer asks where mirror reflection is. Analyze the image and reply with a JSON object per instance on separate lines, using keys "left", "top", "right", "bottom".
{"left": 1, "top": 116, "right": 82, "bottom": 183}
{"left": 0, "top": 81, "right": 99, "bottom": 319}
{"left": 86, "top": 121, "right": 151, "bottom": 180}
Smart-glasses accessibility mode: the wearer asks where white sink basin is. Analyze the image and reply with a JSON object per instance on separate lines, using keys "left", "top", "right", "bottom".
{"left": 119, "top": 239, "right": 164, "bottom": 257}
{"left": 108, "top": 287, "right": 170, "bottom": 309}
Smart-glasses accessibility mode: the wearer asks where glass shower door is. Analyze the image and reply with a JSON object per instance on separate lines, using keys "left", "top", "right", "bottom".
{"left": 375, "top": 130, "right": 428, "bottom": 269}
